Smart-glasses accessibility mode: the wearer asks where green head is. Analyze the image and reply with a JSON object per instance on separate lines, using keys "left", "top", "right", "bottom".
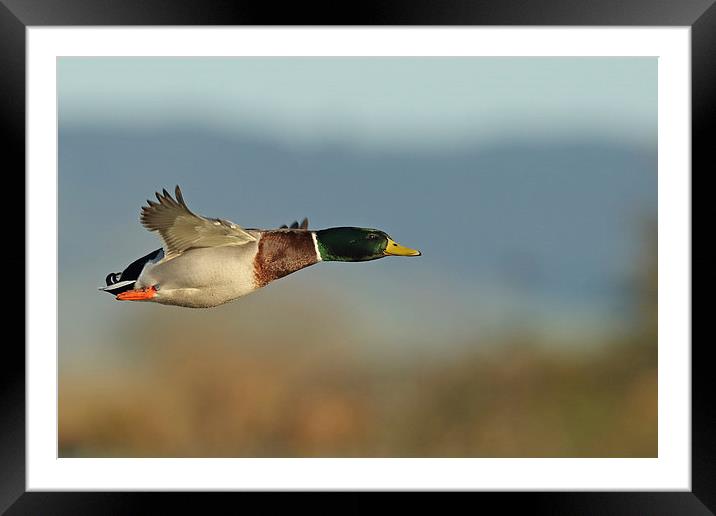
{"left": 315, "top": 227, "right": 421, "bottom": 262}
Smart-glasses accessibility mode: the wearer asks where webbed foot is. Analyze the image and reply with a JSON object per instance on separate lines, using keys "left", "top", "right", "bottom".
{"left": 116, "top": 286, "right": 157, "bottom": 301}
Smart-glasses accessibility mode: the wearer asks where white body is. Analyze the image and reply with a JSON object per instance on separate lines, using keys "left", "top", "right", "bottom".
{"left": 135, "top": 240, "right": 261, "bottom": 308}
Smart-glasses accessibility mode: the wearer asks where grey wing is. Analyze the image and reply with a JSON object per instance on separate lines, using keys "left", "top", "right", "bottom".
{"left": 140, "top": 185, "right": 256, "bottom": 260}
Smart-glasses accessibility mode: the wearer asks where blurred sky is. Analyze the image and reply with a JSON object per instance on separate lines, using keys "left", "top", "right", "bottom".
{"left": 59, "top": 57, "right": 657, "bottom": 149}
{"left": 58, "top": 57, "right": 657, "bottom": 366}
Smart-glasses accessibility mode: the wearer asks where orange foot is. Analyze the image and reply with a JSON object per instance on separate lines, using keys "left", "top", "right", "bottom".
{"left": 116, "top": 286, "right": 157, "bottom": 301}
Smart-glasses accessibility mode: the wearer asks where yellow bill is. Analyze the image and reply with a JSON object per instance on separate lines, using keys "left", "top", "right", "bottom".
{"left": 384, "top": 238, "right": 422, "bottom": 257}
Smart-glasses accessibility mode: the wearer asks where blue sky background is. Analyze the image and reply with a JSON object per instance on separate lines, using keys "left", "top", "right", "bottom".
{"left": 58, "top": 57, "right": 657, "bottom": 367}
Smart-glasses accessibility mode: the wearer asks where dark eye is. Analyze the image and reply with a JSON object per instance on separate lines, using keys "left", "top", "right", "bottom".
{"left": 367, "top": 234, "right": 379, "bottom": 240}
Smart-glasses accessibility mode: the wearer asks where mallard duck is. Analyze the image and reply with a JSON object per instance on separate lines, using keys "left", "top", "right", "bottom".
{"left": 100, "top": 186, "right": 421, "bottom": 308}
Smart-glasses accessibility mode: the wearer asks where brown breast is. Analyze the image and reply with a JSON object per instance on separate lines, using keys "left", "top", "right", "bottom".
{"left": 253, "top": 230, "right": 319, "bottom": 287}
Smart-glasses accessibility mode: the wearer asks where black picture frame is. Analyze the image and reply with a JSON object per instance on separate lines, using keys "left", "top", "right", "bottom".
{"left": 3, "top": 1, "right": 708, "bottom": 513}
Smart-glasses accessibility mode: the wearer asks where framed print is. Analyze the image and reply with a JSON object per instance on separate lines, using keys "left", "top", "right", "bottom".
{"left": 4, "top": 0, "right": 709, "bottom": 513}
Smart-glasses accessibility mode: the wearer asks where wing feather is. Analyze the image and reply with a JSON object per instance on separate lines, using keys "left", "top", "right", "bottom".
{"left": 279, "top": 218, "right": 309, "bottom": 230}
{"left": 140, "top": 186, "right": 256, "bottom": 259}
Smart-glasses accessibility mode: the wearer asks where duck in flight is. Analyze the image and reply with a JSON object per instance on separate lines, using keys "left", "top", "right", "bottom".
{"left": 101, "top": 186, "right": 421, "bottom": 308}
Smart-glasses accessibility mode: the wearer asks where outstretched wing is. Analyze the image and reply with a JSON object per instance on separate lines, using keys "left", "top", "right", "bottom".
{"left": 140, "top": 186, "right": 256, "bottom": 260}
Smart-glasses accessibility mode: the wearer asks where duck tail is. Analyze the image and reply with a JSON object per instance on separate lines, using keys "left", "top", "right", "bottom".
{"left": 99, "top": 272, "right": 135, "bottom": 296}
{"left": 98, "top": 272, "right": 136, "bottom": 295}
{"left": 98, "top": 248, "right": 163, "bottom": 295}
